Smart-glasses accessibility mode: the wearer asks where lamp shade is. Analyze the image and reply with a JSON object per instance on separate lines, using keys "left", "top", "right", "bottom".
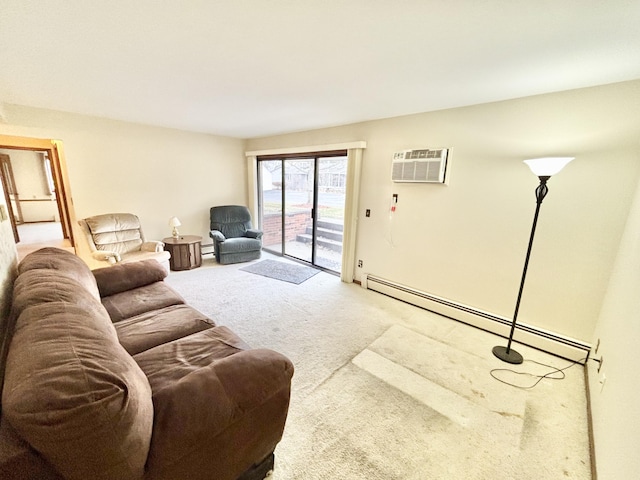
{"left": 168, "top": 216, "right": 181, "bottom": 227}
{"left": 524, "top": 157, "right": 574, "bottom": 176}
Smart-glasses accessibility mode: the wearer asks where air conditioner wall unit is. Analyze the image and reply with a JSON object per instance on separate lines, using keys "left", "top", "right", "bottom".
{"left": 391, "top": 148, "right": 449, "bottom": 184}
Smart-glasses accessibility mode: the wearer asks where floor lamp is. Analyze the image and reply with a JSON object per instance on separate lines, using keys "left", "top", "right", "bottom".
{"left": 492, "top": 157, "right": 574, "bottom": 364}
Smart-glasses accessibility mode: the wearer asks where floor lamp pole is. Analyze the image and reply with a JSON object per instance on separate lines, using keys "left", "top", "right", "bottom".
{"left": 492, "top": 175, "right": 550, "bottom": 364}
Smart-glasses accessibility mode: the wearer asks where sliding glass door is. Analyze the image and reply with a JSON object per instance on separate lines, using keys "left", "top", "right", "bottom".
{"left": 258, "top": 152, "right": 347, "bottom": 274}
{"left": 283, "top": 158, "right": 314, "bottom": 262}
{"left": 314, "top": 156, "right": 346, "bottom": 271}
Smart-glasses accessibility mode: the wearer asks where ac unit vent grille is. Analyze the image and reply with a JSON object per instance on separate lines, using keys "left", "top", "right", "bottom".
{"left": 391, "top": 148, "right": 449, "bottom": 183}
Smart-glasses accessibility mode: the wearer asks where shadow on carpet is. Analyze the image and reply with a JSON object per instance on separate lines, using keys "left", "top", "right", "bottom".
{"left": 240, "top": 259, "right": 320, "bottom": 284}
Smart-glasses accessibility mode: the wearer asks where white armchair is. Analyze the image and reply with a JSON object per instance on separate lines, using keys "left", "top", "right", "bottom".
{"left": 78, "top": 213, "right": 170, "bottom": 270}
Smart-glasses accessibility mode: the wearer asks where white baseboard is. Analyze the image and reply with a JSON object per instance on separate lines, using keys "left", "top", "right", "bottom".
{"left": 363, "top": 273, "right": 590, "bottom": 363}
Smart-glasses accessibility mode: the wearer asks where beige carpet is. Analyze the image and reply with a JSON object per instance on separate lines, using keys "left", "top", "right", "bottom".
{"left": 165, "top": 254, "right": 591, "bottom": 480}
{"left": 15, "top": 222, "right": 72, "bottom": 261}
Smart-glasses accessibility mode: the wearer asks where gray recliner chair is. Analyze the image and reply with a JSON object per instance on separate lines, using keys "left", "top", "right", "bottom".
{"left": 209, "top": 205, "right": 263, "bottom": 264}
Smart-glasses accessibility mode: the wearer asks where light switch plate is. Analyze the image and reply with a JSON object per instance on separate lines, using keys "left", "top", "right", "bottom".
{"left": 0, "top": 204, "right": 8, "bottom": 221}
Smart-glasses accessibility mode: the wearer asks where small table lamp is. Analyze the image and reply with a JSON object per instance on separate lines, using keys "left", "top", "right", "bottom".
{"left": 169, "top": 217, "right": 181, "bottom": 238}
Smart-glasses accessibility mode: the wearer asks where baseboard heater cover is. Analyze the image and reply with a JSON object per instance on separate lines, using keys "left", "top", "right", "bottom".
{"left": 362, "top": 274, "right": 590, "bottom": 363}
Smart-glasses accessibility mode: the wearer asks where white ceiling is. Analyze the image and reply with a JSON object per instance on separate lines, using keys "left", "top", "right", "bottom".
{"left": 1, "top": 1, "right": 639, "bottom": 139}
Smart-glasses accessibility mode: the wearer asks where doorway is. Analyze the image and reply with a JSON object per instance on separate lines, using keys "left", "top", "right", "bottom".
{"left": 258, "top": 151, "right": 347, "bottom": 274}
{"left": 0, "top": 135, "right": 76, "bottom": 260}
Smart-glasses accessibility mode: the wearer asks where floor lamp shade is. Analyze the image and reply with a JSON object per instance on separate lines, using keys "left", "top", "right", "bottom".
{"left": 492, "top": 157, "right": 574, "bottom": 364}
{"left": 524, "top": 157, "right": 574, "bottom": 176}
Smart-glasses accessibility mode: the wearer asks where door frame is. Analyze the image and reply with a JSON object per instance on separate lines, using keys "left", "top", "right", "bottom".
{"left": 246, "top": 141, "right": 366, "bottom": 283}
{"left": 0, "top": 153, "right": 20, "bottom": 242}
{"left": 0, "top": 134, "right": 77, "bottom": 250}
{"left": 257, "top": 150, "right": 347, "bottom": 274}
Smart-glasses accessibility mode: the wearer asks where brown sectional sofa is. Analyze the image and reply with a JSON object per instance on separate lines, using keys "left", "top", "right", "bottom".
{"left": 0, "top": 248, "right": 293, "bottom": 480}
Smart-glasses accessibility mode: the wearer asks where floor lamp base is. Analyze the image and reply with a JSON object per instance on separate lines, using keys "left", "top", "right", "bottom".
{"left": 492, "top": 346, "right": 523, "bottom": 364}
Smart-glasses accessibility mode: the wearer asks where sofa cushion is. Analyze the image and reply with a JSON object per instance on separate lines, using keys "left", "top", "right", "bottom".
{"left": 115, "top": 305, "right": 216, "bottom": 355}
{"left": 93, "top": 258, "right": 168, "bottom": 297}
{"left": 17, "top": 247, "right": 100, "bottom": 301}
{"left": 120, "top": 250, "right": 171, "bottom": 267}
{"left": 101, "top": 281, "right": 185, "bottom": 322}
{"left": 134, "top": 328, "right": 294, "bottom": 480}
{"left": 134, "top": 326, "right": 251, "bottom": 383}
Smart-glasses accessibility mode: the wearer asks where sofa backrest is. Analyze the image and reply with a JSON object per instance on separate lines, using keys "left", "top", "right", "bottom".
{"left": 18, "top": 247, "right": 101, "bottom": 300}
{"left": 1, "top": 248, "right": 153, "bottom": 480}
{"left": 81, "top": 213, "right": 146, "bottom": 255}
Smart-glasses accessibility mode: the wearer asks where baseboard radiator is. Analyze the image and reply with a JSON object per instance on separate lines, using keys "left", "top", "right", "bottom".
{"left": 362, "top": 274, "right": 590, "bottom": 363}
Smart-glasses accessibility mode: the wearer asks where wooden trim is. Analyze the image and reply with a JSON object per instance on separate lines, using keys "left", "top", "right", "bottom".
{"left": 50, "top": 141, "right": 75, "bottom": 243}
{"left": 0, "top": 154, "right": 20, "bottom": 242}
{"left": 246, "top": 141, "right": 366, "bottom": 157}
{"left": 0, "top": 134, "right": 52, "bottom": 150}
{"left": 14, "top": 198, "right": 55, "bottom": 202}
{"left": 0, "top": 135, "right": 77, "bottom": 250}
{"left": 257, "top": 149, "right": 347, "bottom": 160}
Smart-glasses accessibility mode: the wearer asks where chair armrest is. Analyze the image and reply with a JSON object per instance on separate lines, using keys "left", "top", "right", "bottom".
{"left": 209, "top": 230, "right": 226, "bottom": 242}
{"left": 141, "top": 241, "right": 164, "bottom": 253}
{"left": 245, "top": 229, "right": 263, "bottom": 239}
{"left": 91, "top": 250, "right": 121, "bottom": 264}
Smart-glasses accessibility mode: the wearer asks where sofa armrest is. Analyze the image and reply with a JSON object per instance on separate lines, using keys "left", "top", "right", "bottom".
{"left": 245, "top": 229, "right": 263, "bottom": 239}
{"left": 145, "top": 349, "right": 293, "bottom": 476}
{"left": 91, "top": 250, "right": 121, "bottom": 263}
{"left": 209, "top": 230, "right": 225, "bottom": 242}
{"left": 141, "top": 241, "right": 164, "bottom": 253}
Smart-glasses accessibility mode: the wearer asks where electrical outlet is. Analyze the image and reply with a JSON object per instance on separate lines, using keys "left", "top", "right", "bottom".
{"left": 357, "top": 260, "right": 363, "bottom": 268}
{"left": 599, "top": 372, "right": 607, "bottom": 392}
{"left": 365, "top": 209, "right": 370, "bottom": 217}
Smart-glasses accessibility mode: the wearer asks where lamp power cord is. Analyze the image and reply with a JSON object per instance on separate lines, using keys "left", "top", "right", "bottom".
{"left": 490, "top": 358, "right": 587, "bottom": 389}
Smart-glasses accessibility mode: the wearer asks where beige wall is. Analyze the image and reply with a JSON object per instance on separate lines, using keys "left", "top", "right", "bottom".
{"left": 2, "top": 83, "right": 635, "bottom": 346}
{"left": 588, "top": 172, "right": 640, "bottom": 479}
{"left": 247, "top": 80, "right": 640, "bottom": 344}
{"left": 0, "top": 105, "right": 247, "bottom": 248}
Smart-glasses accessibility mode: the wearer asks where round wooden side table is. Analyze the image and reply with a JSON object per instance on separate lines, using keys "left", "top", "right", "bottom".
{"left": 162, "top": 235, "right": 202, "bottom": 271}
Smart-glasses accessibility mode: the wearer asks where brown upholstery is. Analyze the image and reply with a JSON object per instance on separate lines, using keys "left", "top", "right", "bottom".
{"left": 93, "top": 259, "right": 168, "bottom": 297}
{"left": 18, "top": 246, "right": 101, "bottom": 301}
{"left": 0, "top": 416, "right": 63, "bottom": 480}
{"left": 0, "top": 248, "right": 293, "bottom": 480}
{"left": 3, "top": 250, "right": 153, "bottom": 480}
{"left": 115, "top": 305, "right": 215, "bottom": 355}
{"left": 100, "top": 282, "right": 186, "bottom": 322}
